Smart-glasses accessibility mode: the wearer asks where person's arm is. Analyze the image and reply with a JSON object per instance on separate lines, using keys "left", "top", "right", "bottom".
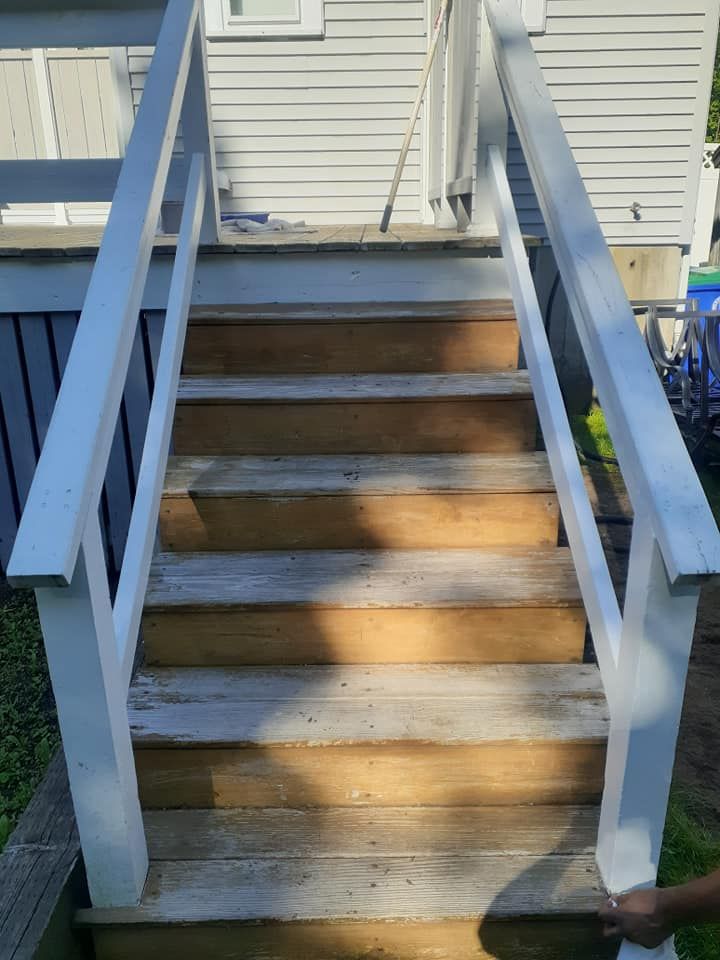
{"left": 598, "top": 870, "right": 720, "bottom": 949}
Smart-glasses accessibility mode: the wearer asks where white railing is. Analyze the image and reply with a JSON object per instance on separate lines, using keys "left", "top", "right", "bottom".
{"left": 6, "top": 0, "right": 218, "bottom": 908}
{"left": 482, "top": 1, "right": 720, "bottom": 956}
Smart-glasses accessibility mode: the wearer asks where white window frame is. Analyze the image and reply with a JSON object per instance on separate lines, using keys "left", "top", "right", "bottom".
{"left": 204, "top": 0, "right": 324, "bottom": 39}
{"left": 521, "top": 0, "right": 547, "bottom": 34}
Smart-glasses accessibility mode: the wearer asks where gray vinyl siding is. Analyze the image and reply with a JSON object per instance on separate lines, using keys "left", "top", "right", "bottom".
{"left": 0, "top": 48, "right": 117, "bottom": 225}
{"left": 511, "top": 0, "right": 718, "bottom": 245}
{"left": 0, "top": 51, "right": 54, "bottom": 223}
{"left": 129, "top": 0, "right": 428, "bottom": 224}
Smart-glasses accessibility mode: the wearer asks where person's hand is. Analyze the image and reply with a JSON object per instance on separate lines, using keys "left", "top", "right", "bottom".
{"left": 598, "top": 889, "right": 674, "bottom": 948}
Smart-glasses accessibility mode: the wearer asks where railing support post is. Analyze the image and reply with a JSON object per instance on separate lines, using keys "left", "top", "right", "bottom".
{"left": 35, "top": 513, "right": 148, "bottom": 907}
{"left": 472, "top": 2, "right": 507, "bottom": 234}
{"left": 597, "top": 513, "right": 700, "bottom": 900}
{"left": 180, "top": 9, "right": 220, "bottom": 244}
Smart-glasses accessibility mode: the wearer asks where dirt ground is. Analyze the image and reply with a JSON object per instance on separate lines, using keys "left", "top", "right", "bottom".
{"left": 584, "top": 463, "right": 720, "bottom": 830}
{"left": 675, "top": 579, "right": 720, "bottom": 826}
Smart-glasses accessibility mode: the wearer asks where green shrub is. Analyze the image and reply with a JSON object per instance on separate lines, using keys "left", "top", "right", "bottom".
{"left": 0, "top": 592, "right": 59, "bottom": 851}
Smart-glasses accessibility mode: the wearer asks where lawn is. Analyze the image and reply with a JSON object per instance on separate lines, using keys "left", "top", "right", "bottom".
{"left": 0, "top": 590, "right": 59, "bottom": 851}
{"left": 572, "top": 404, "right": 617, "bottom": 463}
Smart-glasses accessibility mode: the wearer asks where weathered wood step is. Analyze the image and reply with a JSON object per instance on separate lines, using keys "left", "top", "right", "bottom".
{"left": 143, "top": 548, "right": 586, "bottom": 666}
{"left": 130, "top": 664, "right": 608, "bottom": 808}
{"left": 183, "top": 300, "right": 519, "bottom": 374}
{"left": 145, "top": 547, "right": 580, "bottom": 609}
{"left": 160, "top": 453, "right": 559, "bottom": 550}
{"left": 90, "top": 914, "right": 613, "bottom": 960}
{"left": 83, "top": 853, "right": 603, "bottom": 924}
{"left": 142, "top": 805, "right": 600, "bottom": 860}
{"left": 173, "top": 373, "right": 535, "bottom": 455}
{"left": 84, "top": 804, "right": 611, "bottom": 959}
{"left": 82, "top": 853, "right": 603, "bottom": 924}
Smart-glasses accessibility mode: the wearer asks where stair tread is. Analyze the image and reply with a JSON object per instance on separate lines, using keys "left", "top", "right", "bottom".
{"left": 146, "top": 548, "right": 581, "bottom": 609}
{"left": 188, "top": 300, "right": 516, "bottom": 324}
{"left": 163, "top": 452, "right": 555, "bottom": 497}
{"left": 177, "top": 371, "right": 532, "bottom": 403}
{"left": 77, "top": 850, "right": 603, "bottom": 925}
{"left": 143, "top": 805, "right": 599, "bottom": 860}
{"left": 129, "top": 664, "right": 608, "bottom": 747}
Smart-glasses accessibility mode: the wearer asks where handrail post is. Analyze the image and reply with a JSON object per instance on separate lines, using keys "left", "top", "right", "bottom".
{"left": 34, "top": 512, "right": 148, "bottom": 906}
{"left": 472, "top": 1, "right": 507, "bottom": 234}
{"left": 597, "top": 512, "right": 700, "bottom": 898}
{"left": 180, "top": 7, "right": 220, "bottom": 244}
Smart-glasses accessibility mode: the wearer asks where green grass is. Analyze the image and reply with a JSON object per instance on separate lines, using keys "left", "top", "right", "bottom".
{"left": 572, "top": 404, "right": 720, "bottom": 527}
{"left": 659, "top": 792, "right": 720, "bottom": 960}
{"left": 571, "top": 403, "right": 617, "bottom": 463}
{"left": 0, "top": 591, "right": 59, "bottom": 852}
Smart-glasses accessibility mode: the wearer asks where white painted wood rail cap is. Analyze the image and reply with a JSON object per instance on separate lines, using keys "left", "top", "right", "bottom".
{"left": 485, "top": 0, "right": 720, "bottom": 582}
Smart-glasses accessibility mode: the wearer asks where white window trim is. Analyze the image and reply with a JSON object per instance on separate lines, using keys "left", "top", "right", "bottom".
{"left": 204, "top": 0, "right": 324, "bottom": 39}
{"left": 521, "top": 0, "right": 547, "bottom": 34}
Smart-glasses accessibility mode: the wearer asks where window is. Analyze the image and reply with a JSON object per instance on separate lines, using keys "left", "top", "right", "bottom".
{"left": 521, "top": 0, "right": 547, "bottom": 34}
{"left": 204, "top": 0, "right": 324, "bottom": 38}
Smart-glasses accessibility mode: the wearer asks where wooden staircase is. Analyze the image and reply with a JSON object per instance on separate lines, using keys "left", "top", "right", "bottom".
{"left": 82, "top": 302, "right": 612, "bottom": 959}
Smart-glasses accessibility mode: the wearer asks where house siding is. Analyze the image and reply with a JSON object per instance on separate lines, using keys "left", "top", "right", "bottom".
{"left": 129, "top": 0, "right": 428, "bottom": 224}
{"left": 511, "top": 0, "right": 719, "bottom": 245}
{"left": 1, "top": 0, "right": 718, "bottom": 240}
{"left": 0, "top": 50, "right": 54, "bottom": 223}
{"left": 0, "top": 48, "right": 118, "bottom": 225}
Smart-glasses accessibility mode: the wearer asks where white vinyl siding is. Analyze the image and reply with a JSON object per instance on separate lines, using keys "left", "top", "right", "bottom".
{"left": 128, "top": 0, "right": 427, "bottom": 224}
{"left": 509, "top": 0, "right": 717, "bottom": 245}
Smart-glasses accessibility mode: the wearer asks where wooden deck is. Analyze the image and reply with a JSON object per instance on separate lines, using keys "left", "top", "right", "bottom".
{"left": 0, "top": 223, "right": 538, "bottom": 258}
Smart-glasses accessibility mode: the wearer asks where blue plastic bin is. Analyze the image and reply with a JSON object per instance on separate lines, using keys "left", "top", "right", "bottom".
{"left": 688, "top": 282, "right": 720, "bottom": 312}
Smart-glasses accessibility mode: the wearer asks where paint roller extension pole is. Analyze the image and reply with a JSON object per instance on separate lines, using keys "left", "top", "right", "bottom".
{"left": 380, "top": 0, "right": 450, "bottom": 232}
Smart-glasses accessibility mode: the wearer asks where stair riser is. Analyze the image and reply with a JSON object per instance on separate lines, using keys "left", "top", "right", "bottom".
{"left": 173, "top": 399, "right": 536, "bottom": 455}
{"left": 183, "top": 319, "right": 520, "bottom": 374}
{"left": 159, "top": 492, "right": 559, "bottom": 551}
{"left": 134, "top": 742, "right": 605, "bottom": 809}
{"left": 93, "top": 919, "right": 615, "bottom": 960}
{"left": 143, "top": 607, "right": 586, "bottom": 666}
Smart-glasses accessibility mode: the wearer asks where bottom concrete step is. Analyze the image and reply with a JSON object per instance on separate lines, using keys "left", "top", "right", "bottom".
{"left": 82, "top": 807, "right": 611, "bottom": 960}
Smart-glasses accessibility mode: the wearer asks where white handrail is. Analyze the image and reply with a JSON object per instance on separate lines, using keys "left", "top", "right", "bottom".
{"left": 114, "top": 154, "right": 207, "bottom": 691}
{"left": 481, "top": 0, "right": 716, "bottom": 924}
{"left": 487, "top": 146, "right": 622, "bottom": 710}
{"left": 484, "top": 0, "right": 720, "bottom": 584}
{"left": 3, "top": 0, "right": 216, "bottom": 908}
{"left": 7, "top": 0, "right": 202, "bottom": 590}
